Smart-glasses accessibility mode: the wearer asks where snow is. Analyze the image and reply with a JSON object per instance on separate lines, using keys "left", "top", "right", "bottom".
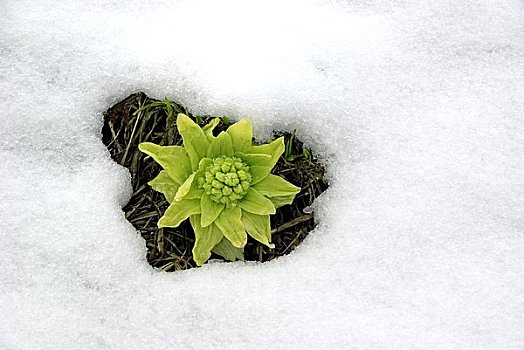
{"left": 1, "top": 0, "right": 523, "bottom": 348}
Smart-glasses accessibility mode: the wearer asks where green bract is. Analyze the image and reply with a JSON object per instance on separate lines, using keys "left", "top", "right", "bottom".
{"left": 138, "top": 114, "right": 301, "bottom": 266}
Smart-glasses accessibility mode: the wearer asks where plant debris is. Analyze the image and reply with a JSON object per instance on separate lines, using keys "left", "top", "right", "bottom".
{"left": 102, "top": 92, "right": 328, "bottom": 271}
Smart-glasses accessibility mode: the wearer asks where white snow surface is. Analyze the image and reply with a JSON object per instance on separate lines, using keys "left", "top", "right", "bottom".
{"left": 1, "top": 0, "right": 523, "bottom": 348}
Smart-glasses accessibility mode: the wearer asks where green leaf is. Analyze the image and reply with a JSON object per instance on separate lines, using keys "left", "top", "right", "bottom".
{"left": 241, "top": 211, "right": 273, "bottom": 248}
{"left": 202, "top": 118, "right": 220, "bottom": 142}
{"left": 211, "top": 237, "right": 244, "bottom": 262}
{"left": 226, "top": 119, "right": 253, "bottom": 152}
{"left": 283, "top": 130, "right": 296, "bottom": 161}
{"left": 207, "top": 131, "right": 234, "bottom": 158}
{"left": 189, "top": 215, "right": 224, "bottom": 266}
{"left": 148, "top": 170, "right": 179, "bottom": 203}
{"left": 253, "top": 174, "right": 301, "bottom": 197}
{"left": 250, "top": 166, "right": 271, "bottom": 185}
{"left": 239, "top": 188, "right": 276, "bottom": 215}
{"left": 268, "top": 194, "right": 297, "bottom": 208}
{"left": 174, "top": 173, "right": 195, "bottom": 201}
{"left": 174, "top": 172, "right": 205, "bottom": 201}
{"left": 133, "top": 100, "right": 165, "bottom": 115}
{"left": 200, "top": 194, "right": 225, "bottom": 227}
{"left": 164, "top": 98, "right": 173, "bottom": 117}
{"left": 303, "top": 147, "right": 311, "bottom": 160}
{"left": 248, "top": 137, "right": 284, "bottom": 169}
{"left": 158, "top": 199, "right": 201, "bottom": 228}
{"left": 214, "top": 206, "right": 247, "bottom": 248}
{"left": 235, "top": 152, "right": 272, "bottom": 167}
{"left": 177, "top": 113, "right": 211, "bottom": 171}
{"left": 138, "top": 142, "right": 192, "bottom": 185}
{"left": 170, "top": 158, "right": 213, "bottom": 202}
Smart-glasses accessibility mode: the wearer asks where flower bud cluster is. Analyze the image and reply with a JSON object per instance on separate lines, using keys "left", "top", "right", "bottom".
{"left": 198, "top": 156, "right": 252, "bottom": 206}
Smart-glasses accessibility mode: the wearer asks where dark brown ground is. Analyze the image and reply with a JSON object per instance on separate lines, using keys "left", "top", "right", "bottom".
{"left": 102, "top": 92, "right": 328, "bottom": 271}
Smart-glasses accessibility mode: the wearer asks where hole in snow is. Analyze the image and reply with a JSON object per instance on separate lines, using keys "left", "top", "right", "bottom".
{"left": 102, "top": 92, "right": 328, "bottom": 271}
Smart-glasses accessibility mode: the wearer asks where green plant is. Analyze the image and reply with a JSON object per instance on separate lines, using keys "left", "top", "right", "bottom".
{"left": 138, "top": 114, "right": 301, "bottom": 266}
{"left": 283, "top": 129, "right": 312, "bottom": 161}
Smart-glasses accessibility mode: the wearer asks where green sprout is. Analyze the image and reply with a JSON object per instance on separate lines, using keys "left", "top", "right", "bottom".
{"left": 138, "top": 114, "right": 301, "bottom": 266}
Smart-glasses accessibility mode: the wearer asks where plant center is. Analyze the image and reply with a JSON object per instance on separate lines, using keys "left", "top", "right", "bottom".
{"left": 198, "top": 156, "right": 252, "bottom": 207}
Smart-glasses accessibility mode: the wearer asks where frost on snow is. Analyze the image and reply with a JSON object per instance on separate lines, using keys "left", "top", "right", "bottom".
{"left": 0, "top": 0, "right": 523, "bottom": 349}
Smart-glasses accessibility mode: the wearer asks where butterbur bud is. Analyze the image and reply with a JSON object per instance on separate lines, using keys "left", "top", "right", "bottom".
{"left": 139, "top": 114, "right": 301, "bottom": 266}
{"left": 199, "top": 156, "right": 252, "bottom": 207}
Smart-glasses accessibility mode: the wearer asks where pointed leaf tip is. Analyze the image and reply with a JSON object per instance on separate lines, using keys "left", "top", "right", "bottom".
{"left": 215, "top": 206, "right": 247, "bottom": 248}
{"left": 207, "top": 131, "right": 234, "bottom": 158}
{"left": 241, "top": 211, "right": 272, "bottom": 248}
{"left": 239, "top": 188, "right": 276, "bottom": 215}
{"left": 148, "top": 170, "right": 179, "bottom": 203}
{"left": 202, "top": 117, "right": 221, "bottom": 142}
{"left": 248, "top": 137, "right": 285, "bottom": 169}
{"left": 176, "top": 113, "right": 210, "bottom": 171}
{"left": 211, "top": 237, "right": 244, "bottom": 262}
{"left": 227, "top": 118, "right": 253, "bottom": 152}
{"left": 158, "top": 199, "right": 201, "bottom": 228}
{"left": 138, "top": 142, "right": 192, "bottom": 185}
{"left": 253, "top": 174, "right": 301, "bottom": 198}
{"left": 190, "top": 215, "right": 224, "bottom": 266}
{"left": 201, "top": 195, "right": 225, "bottom": 227}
